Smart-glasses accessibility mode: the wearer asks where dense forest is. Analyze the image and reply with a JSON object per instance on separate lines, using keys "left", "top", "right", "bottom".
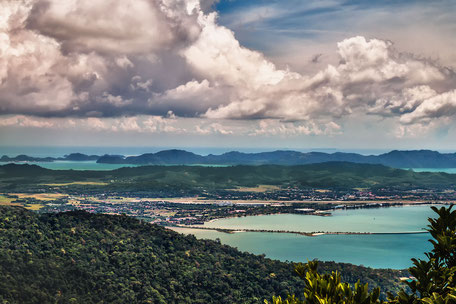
{"left": 2, "top": 162, "right": 456, "bottom": 193}
{"left": 0, "top": 206, "right": 407, "bottom": 303}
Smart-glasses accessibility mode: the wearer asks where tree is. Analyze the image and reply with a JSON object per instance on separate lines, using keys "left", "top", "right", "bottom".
{"left": 389, "top": 206, "right": 456, "bottom": 304}
{"left": 265, "top": 261, "right": 381, "bottom": 304}
{"left": 267, "top": 205, "right": 456, "bottom": 304}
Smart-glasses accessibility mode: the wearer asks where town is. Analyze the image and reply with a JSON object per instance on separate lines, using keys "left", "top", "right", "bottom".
{"left": 2, "top": 185, "right": 454, "bottom": 226}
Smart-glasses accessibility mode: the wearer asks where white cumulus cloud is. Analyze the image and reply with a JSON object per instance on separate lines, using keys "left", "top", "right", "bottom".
{"left": 0, "top": 0, "right": 455, "bottom": 137}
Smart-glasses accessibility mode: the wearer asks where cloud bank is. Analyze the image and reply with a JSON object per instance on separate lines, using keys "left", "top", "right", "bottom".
{"left": 1, "top": 0, "right": 456, "bottom": 133}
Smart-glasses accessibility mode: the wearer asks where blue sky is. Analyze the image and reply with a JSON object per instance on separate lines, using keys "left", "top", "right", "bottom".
{"left": 215, "top": 0, "right": 456, "bottom": 62}
{"left": 0, "top": 0, "right": 456, "bottom": 151}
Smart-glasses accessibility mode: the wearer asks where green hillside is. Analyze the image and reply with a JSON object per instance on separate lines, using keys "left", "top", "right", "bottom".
{"left": 0, "top": 206, "right": 407, "bottom": 303}
{"left": 1, "top": 162, "right": 456, "bottom": 193}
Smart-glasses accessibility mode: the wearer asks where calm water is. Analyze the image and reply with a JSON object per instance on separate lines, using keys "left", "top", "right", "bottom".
{"left": 5, "top": 161, "right": 140, "bottom": 171}
{"left": 409, "top": 168, "right": 456, "bottom": 174}
{"left": 203, "top": 205, "right": 437, "bottom": 233}
{"left": 172, "top": 205, "right": 440, "bottom": 269}
{"left": 171, "top": 227, "right": 431, "bottom": 269}
{"left": 4, "top": 161, "right": 231, "bottom": 170}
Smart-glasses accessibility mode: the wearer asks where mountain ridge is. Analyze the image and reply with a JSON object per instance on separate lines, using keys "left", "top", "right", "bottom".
{"left": 2, "top": 149, "right": 456, "bottom": 168}
{"left": 95, "top": 149, "right": 456, "bottom": 168}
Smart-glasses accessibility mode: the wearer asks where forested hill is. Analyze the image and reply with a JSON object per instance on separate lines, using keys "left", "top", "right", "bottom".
{"left": 2, "top": 162, "right": 456, "bottom": 192}
{"left": 0, "top": 206, "right": 406, "bottom": 303}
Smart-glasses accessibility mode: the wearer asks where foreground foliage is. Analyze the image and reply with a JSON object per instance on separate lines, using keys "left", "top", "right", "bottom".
{"left": 389, "top": 206, "right": 456, "bottom": 304}
{"left": 0, "top": 206, "right": 405, "bottom": 303}
{"left": 266, "top": 206, "right": 456, "bottom": 304}
{"left": 266, "top": 261, "right": 382, "bottom": 304}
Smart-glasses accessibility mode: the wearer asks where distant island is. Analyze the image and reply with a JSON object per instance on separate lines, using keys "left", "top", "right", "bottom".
{"left": 3, "top": 149, "right": 456, "bottom": 168}
{"left": 0, "top": 152, "right": 99, "bottom": 163}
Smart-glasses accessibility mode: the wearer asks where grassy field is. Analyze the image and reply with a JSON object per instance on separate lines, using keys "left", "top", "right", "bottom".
{"left": 314, "top": 189, "right": 331, "bottom": 193}
{"left": 0, "top": 194, "right": 45, "bottom": 210}
{"left": 229, "top": 185, "right": 281, "bottom": 192}
{"left": 43, "top": 181, "right": 108, "bottom": 186}
{"left": 24, "top": 204, "right": 45, "bottom": 210}
{"left": 0, "top": 195, "right": 21, "bottom": 206}
{"left": 10, "top": 193, "right": 68, "bottom": 201}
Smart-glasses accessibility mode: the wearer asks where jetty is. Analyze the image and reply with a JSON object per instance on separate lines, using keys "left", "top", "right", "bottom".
{"left": 175, "top": 225, "right": 428, "bottom": 237}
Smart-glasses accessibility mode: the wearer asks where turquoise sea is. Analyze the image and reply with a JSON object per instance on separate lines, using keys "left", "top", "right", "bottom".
{"left": 409, "top": 168, "right": 456, "bottom": 174}
{"left": 4, "top": 161, "right": 231, "bottom": 170}
{"left": 171, "top": 227, "right": 431, "bottom": 269}
{"left": 203, "top": 205, "right": 436, "bottom": 233}
{"left": 5, "top": 161, "right": 140, "bottom": 171}
{"left": 5, "top": 158, "right": 456, "bottom": 173}
{"left": 171, "top": 205, "right": 441, "bottom": 269}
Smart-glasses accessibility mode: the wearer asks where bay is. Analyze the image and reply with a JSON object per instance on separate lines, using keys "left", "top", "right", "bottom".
{"left": 202, "top": 205, "right": 437, "bottom": 233}
{"left": 172, "top": 205, "right": 440, "bottom": 269}
{"left": 409, "top": 168, "right": 456, "bottom": 174}
{"left": 4, "top": 161, "right": 231, "bottom": 170}
{"left": 5, "top": 161, "right": 140, "bottom": 171}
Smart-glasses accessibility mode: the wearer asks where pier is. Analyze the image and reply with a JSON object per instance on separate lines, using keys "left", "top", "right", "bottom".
{"left": 175, "top": 225, "right": 428, "bottom": 237}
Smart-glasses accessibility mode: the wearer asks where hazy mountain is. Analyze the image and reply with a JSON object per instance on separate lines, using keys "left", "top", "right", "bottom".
{"left": 62, "top": 153, "right": 100, "bottom": 161}
{"left": 0, "top": 153, "right": 102, "bottom": 163}
{"left": 97, "top": 149, "right": 456, "bottom": 168}
{"left": 3, "top": 149, "right": 456, "bottom": 168}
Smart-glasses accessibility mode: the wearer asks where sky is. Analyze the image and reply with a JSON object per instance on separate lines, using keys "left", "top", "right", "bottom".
{"left": 1, "top": 0, "right": 456, "bottom": 151}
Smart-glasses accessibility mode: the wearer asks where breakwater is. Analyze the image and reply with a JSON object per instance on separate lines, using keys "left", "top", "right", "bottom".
{"left": 175, "top": 225, "right": 428, "bottom": 237}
